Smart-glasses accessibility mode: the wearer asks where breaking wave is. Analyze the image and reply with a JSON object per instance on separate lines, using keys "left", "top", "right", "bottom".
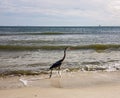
{"left": 0, "top": 44, "right": 120, "bottom": 51}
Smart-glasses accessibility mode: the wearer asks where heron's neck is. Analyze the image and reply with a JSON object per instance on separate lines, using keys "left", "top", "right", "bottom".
{"left": 61, "top": 49, "right": 66, "bottom": 61}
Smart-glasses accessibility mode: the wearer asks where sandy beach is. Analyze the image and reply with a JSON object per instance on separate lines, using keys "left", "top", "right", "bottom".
{"left": 0, "top": 71, "right": 120, "bottom": 98}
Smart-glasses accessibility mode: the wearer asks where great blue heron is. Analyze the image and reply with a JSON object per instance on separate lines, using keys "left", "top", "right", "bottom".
{"left": 49, "top": 47, "right": 69, "bottom": 78}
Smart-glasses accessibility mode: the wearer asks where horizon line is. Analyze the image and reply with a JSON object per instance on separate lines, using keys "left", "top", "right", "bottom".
{"left": 0, "top": 25, "right": 120, "bottom": 27}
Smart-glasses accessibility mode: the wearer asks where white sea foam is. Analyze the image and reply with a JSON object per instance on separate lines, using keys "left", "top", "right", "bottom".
{"left": 19, "top": 76, "right": 49, "bottom": 86}
{"left": 19, "top": 78, "right": 28, "bottom": 86}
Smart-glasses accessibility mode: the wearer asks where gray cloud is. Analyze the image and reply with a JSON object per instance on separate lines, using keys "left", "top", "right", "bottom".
{"left": 0, "top": 0, "right": 120, "bottom": 25}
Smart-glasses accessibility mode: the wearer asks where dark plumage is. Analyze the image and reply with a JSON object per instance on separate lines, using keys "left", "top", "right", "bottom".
{"left": 49, "top": 47, "right": 68, "bottom": 78}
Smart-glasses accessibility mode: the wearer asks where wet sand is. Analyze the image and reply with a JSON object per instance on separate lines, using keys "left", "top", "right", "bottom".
{"left": 0, "top": 71, "right": 120, "bottom": 98}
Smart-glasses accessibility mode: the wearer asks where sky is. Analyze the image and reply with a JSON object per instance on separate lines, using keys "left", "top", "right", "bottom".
{"left": 0, "top": 0, "right": 120, "bottom": 26}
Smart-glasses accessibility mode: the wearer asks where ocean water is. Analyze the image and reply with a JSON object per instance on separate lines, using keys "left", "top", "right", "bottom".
{"left": 0, "top": 26, "right": 120, "bottom": 76}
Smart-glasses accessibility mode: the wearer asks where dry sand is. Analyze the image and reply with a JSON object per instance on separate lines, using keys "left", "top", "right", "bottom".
{"left": 0, "top": 71, "right": 120, "bottom": 98}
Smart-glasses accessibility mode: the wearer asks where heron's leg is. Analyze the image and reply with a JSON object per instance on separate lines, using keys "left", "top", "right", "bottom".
{"left": 58, "top": 66, "right": 61, "bottom": 77}
{"left": 49, "top": 69, "right": 52, "bottom": 78}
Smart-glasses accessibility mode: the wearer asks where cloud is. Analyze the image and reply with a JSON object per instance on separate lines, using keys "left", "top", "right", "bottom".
{"left": 108, "top": 0, "right": 120, "bottom": 14}
{"left": 0, "top": 0, "right": 107, "bottom": 13}
{"left": 0, "top": 0, "right": 120, "bottom": 25}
